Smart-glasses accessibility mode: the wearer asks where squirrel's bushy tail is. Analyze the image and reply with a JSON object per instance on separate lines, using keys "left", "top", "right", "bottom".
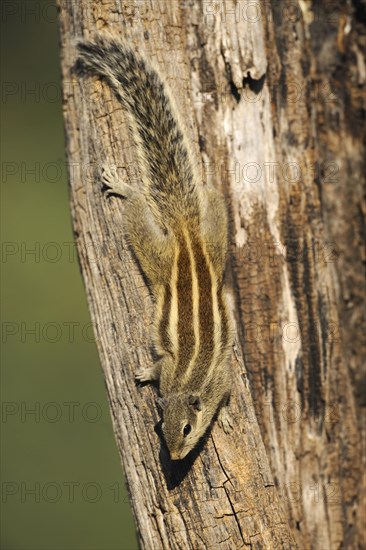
{"left": 76, "top": 35, "right": 199, "bottom": 218}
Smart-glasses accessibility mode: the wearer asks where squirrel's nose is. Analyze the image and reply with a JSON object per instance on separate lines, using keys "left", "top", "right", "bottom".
{"left": 170, "top": 451, "right": 181, "bottom": 461}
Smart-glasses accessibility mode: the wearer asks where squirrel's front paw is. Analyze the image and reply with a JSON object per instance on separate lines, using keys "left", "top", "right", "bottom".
{"left": 135, "top": 365, "right": 159, "bottom": 383}
{"left": 217, "top": 406, "right": 233, "bottom": 434}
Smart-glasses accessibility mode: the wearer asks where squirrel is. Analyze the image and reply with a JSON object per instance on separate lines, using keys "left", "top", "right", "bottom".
{"left": 77, "top": 34, "right": 234, "bottom": 460}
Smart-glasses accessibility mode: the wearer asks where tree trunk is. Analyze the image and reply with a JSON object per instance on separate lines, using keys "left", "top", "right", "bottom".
{"left": 58, "top": 1, "right": 364, "bottom": 548}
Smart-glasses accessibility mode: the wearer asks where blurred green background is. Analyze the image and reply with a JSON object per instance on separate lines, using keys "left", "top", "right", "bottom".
{"left": 1, "top": 2, "right": 137, "bottom": 549}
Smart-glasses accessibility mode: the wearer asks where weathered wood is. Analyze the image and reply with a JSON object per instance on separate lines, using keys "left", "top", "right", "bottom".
{"left": 58, "top": 1, "right": 364, "bottom": 548}
{"left": 306, "top": 4, "right": 366, "bottom": 541}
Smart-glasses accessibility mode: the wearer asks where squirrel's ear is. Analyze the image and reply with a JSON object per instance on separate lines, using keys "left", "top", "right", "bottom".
{"left": 156, "top": 397, "right": 166, "bottom": 409}
{"left": 188, "top": 394, "right": 202, "bottom": 411}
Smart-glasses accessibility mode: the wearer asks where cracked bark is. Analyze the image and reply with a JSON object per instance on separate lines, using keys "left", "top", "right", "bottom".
{"left": 58, "top": 1, "right": 364, "bottom": 549}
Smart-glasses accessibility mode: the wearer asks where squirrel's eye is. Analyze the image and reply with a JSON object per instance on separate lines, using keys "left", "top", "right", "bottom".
{"left": 183, "top": 424, "right": 191, "bottom": 437}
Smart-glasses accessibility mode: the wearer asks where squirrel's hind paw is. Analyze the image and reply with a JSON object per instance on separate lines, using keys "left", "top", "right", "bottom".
{"left": 101, "top": 163, "right": 133, "bottom": 198}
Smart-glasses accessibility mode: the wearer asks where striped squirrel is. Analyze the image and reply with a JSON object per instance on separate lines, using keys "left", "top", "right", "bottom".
{"left": 77, "top": 35, "right": 234, "bottom": 460}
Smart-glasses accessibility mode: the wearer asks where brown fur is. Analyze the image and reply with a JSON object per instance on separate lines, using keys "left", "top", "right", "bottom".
{"left": 77, "top": 35, "right": 234, "bottom": 460}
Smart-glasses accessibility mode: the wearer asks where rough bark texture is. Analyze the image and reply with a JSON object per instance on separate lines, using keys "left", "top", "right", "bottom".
{"left": 58, "top": 1, "right": 365, "bottom": 549}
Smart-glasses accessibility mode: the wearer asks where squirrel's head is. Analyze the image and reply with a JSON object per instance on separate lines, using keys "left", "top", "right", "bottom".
{"left": 158, "top": 393, "right": 205, "bottom": 460}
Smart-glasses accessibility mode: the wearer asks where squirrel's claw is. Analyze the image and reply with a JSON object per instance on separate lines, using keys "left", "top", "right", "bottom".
{"left": 217, "top": 406, "right": 233, "bottom": 434}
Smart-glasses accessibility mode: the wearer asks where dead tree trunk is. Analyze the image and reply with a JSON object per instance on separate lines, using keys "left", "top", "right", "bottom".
{"left": 58, "top": 1, "right": 364, "bottom": 548}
